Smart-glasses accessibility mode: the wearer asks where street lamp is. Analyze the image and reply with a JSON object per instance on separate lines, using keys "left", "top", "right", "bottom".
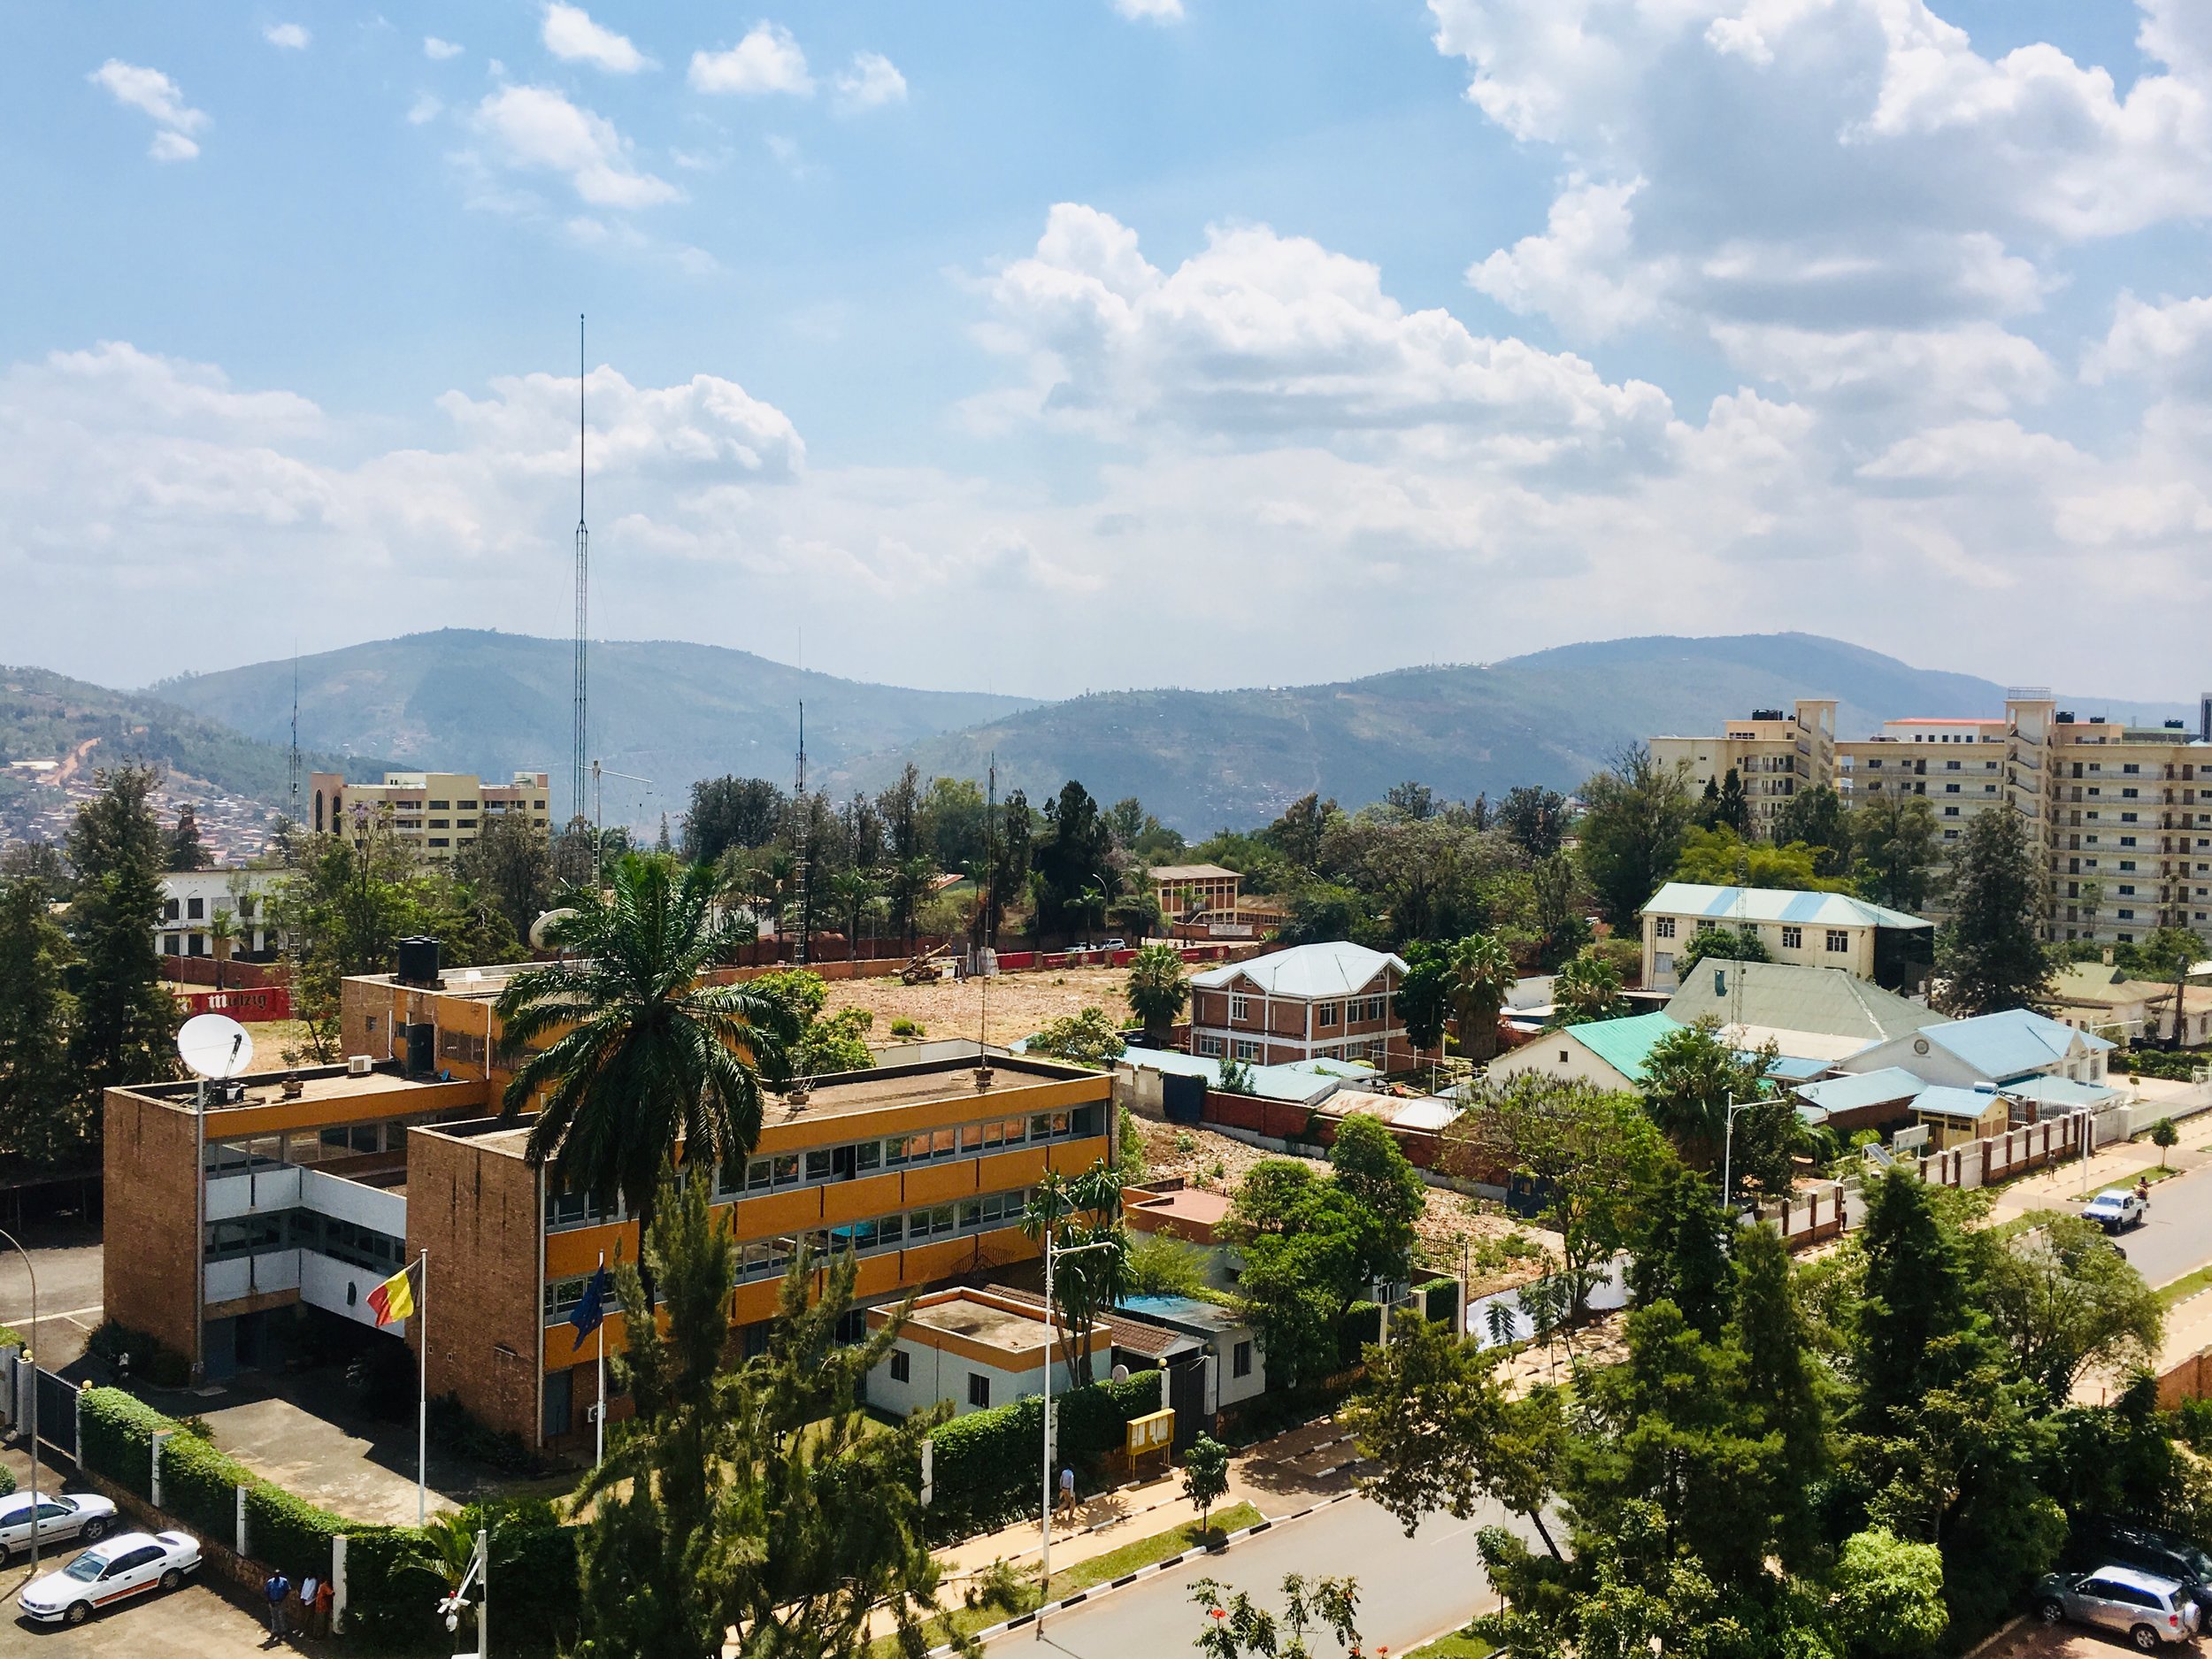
{"left": 1037, "top": 1231, "right": 1118, "bottom": 1640}
{"left": 436, "top": 1527, "right": 488, "bottom": 1659}
{"left": 0, "top": 1226, "right": 41, "bottom": 1571}
{"left": 1719, "top": 1094, "right": 1763, "bottom": 1214}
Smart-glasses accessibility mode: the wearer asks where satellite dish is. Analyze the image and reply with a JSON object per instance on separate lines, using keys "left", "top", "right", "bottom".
{"left": 529, "top": 908, "right": 579, "bottom": 949}
{"left": 177, "top": 1013, "right": 255, "bottom": 1080}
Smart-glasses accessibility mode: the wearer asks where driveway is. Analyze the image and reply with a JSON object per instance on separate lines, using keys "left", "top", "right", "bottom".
{"left": 0, "top": 1232, "right": 104, "bottom": 1375}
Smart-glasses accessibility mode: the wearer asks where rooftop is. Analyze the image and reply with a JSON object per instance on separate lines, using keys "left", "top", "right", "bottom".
{"left": 1563, "top": 1010, "right": 1684, "bottom": 1084}
{"left": 1191, "top": 941, "right": 1407, "bottom": 999}
{"left": 121, "top": 1064, "right": 472, "bottom": 1114}
{"left": 1149, "top": 864, "right": 1241, "bottom": 884}
{"left": 1119, "top": 1294, "right": 1247, "bottom": 1337}
{"left": 1125, "top": 1186, "right": 1234, "bottom": 1229}
{"left": 1793, "top": 1067, "right": 1930, "bottom": 1115}
{"left": 754, "top": 1054, "right": 1104, "bottom": 1127}
{"left": 1645, "top": 882, "right": 1932, "bottom": 933}
{"left": 1117, "top": 1044, "right": 1373, "bottom": 1102}
{"left": 1916, "top": 1008, "right": 2114, "bottom": 1081}
{"left": 1664, "top": 962, "right": 1945, "bottom": 1047}
{"left": 1913, "top": 1085, "right": 2008, "bottom": 1121}
{"left": 906, "top": 1294, "right": 1056, "bottom": 1353}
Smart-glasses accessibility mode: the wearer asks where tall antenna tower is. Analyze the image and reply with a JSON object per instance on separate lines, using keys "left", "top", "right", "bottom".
{"left": 792, "top": 700, "right": 809, "bottom": 964}
{"left": 572, "top": 314, "right": 589, "bottom": 826}
{"left": 985, "top": 751, "right": 998, "bottom": 950}
{"left": 287, "top": 653, "right": 301, "bottom": 828}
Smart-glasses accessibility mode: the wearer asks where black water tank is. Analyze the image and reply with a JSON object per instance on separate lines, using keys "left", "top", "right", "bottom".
{"left": 396, "top": 935, "right": 442, "bottom": 986}
{"left": 405, "top": 1022, "right": 435, "bottom": 1078}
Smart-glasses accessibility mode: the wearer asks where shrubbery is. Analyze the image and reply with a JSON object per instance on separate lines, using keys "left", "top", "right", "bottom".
{"left": 84, "top": 1320, "right": 190, "bottom": 1386}
{"left": 921, "top": 1370, "right": 1160, "bottom": 1540}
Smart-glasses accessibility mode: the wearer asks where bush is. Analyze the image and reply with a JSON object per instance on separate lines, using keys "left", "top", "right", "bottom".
{"left": 84, "top": 1320, "right": 190, "bottom": 1387}
{"left": 922, "top": 1370, "right": 1161, "bottom": 1540}
{"left": 426, "top": 1392, "right": 538, "bottom": 1474}
{"left": 889, "top": 1017, "right": 926, "bottom": 1038}
{"left": 0, "top": 1325, "right": 21, "bottom": 1351}
{"left": 78, "top": 1387, "right": 169, "bottom": 1500}
{"left": 0, "top": 1464, "right": 13, "bottom": 1499}
{"left": 159, "top": 1429, "right": 256, "bottom": 1547}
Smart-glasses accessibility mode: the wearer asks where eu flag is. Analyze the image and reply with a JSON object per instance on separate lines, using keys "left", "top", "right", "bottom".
{"left": 569, "top": 1263, "right": 611, "bottom": 1352}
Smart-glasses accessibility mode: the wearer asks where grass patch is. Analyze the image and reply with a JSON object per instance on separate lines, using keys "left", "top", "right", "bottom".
{"left": 875, "top": 1502, "right": 1266, "bottom": 1656}
{"left": 1408, "top": 1629, "right": 1497, "bottom": 1658}
{"left": 2160, "top": 1263, "right": 2212, "bottom": 1307}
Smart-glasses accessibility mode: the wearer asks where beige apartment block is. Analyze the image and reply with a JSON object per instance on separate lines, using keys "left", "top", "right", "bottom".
{"left": 1649, "top": 698, "right": 1837, "bottom": 839}
{"left": 309, "top": 769, "right": 552, "bottom": 862}
{"left": 1658, "top": 690, "right": 2212, "bottom": 947}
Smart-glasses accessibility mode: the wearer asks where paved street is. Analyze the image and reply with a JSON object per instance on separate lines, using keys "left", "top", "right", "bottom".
{"left": 0, "top": 1233, "right": 104, "bottom": 1375}
{"left": 2058, "top": 1159, "right": 2212, "bottom": 1292}
{"left": 988, "top": 1492, "right": 1519, "bottom": 1655}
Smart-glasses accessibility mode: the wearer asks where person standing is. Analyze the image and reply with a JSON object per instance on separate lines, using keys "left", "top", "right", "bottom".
{"left": 299, "top": 1575, "right": 319, "bottom": 1640}
{"left": 1057, "top": 1463, "right": 1079, "bottom": 1522}
{"left": 264, "top": 1568, "right": 293, "bottom": 1639}
{"left": 314, "top": 1576, "right": 334, "bottom": 1639}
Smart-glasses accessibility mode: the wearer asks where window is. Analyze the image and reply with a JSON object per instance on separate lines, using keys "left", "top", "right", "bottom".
{"left": 889, "top": 1349, "right": 910, "bottom": 1383}
{"left": 428, "top": 819, "right": 450, "bottom": 829}
{"left": 1233, "top": 1340, "right": 1253, "bottom": 1379}
{"left": 188, "top": 896, "right": 205, "bottom": 919}
{"left": 967, "top": 1373, "right": 991, "bottom": 1409}
{"left": 1655, "top": 917, "right": 1676, "bottom": 939}
{"left": 2119, "top": 909, "right": 2136, "bottom": 920}
{"left": 1944, "top": 783, "right": 1961, "bottom": 794}
{"left": 428, "top": 799, "right": 450, "bottom": 810}
{"left": 1824, "top": 930, "right": 1849, "bottom": 953}
{"left": 1232, "top": 1040, "right": 1261, "bottom": 1061}
{"left": 1944, "top": 807, "right": 1960, "bottom": 817}
{"left": 1229, "top": 995, "right": 1250, "bottom": 1022}
{"left": 163, "top": 898, "right": 180, "bottom": 920}
{"left": 1780, "top": 926, "right": 1802, "bottom": 949}
{"left": 458, "top": 799, "right": 479, "bottom": 810}
{"left": 1945, "top": 759, "right": 1961, "bottom": 771}
{"left": 428, "top": 838, "right": 449, "bottom": 848}
{"left": 1317, "top": 1002, "right": 1340, "bottom": 1028}
{"left": 1198, "top": 1035, "right": 1224, "bottom": 1057}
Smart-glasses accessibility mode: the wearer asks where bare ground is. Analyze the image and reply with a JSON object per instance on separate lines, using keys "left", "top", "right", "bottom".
{"left": 824, "top": 965, "right": 1133, "bottom": 1048}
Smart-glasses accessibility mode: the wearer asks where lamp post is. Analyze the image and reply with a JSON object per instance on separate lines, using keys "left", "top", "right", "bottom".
{"left": 1037, "top": 1232, "right": 1118, "bottom": 1640}
{"left": 1719, "top": 1094, "right": 1762, "bottom": 1214}
{"left": 0, "top": 1226, "right": 41, "bottom": 1571}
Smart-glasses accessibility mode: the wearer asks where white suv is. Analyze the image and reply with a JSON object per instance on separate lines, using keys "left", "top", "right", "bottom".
{"left": 2036, "top": 1564, "right": 2201, "bottom": 1649}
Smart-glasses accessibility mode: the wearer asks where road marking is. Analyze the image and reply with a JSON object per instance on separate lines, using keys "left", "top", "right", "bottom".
{"left": 0, "top": 1305, "right": 102, "bottom": 1328}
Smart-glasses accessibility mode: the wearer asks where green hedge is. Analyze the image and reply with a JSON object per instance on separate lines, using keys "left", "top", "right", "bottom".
{"left": 159, "top": 1430, "right": 256, "bottom": 1548}
{"left": 79, "top": 1387, "right": 167, "bottom": 1502}
{"left": 0, "top": 1463, "right": 13, "bottom": 1499}
{"left": 923, "top": 1370, "right": 1161, "bottom": 1540}
{"left": 245, "top": 1481, "right": 345, "bottom": 1583}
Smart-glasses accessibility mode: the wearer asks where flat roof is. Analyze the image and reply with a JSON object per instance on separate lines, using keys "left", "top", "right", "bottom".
{"left": 120, "top": 1064, "right": 461, "bottom": 1113}
{"left": 759, "top": 1054, "right": 1102, "bottom": 1126}
{"left": 1150, "top": 864, "right": 1240, "bottom": 883}
{"left": 1127, "top": 1187, "right": 1234, "bottom": 1226}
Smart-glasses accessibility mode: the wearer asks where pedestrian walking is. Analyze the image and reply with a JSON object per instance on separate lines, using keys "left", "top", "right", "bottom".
{"left": 1057, "top": 1463, "right": 1079, "bottom": 1522}
{"left": 264, "top": 1569, "right": 293, "bottom": 1639}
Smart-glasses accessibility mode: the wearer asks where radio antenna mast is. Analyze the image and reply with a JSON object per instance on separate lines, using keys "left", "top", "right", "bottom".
{"left": 572, "top": 314, "right": 589, "bottom": 827}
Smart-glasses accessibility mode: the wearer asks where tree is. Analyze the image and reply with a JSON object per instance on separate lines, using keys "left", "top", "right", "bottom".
{"left": 0, "top": 876, "right": 82, "bottom": 1168}
{"left": 166, "top": 803, "right": 210, "bottom": 872}
{"left": 1327, "top": 1114, "right": 1425, "bottom": 1287}
{"left": 1498, "top": 786, "right": 1568, "bottom": 860}
{"left": 1125, "top": 944, "right": 1191, "bottom": 1048}
{"left": 1445, "top": 931, "right": 1517, "bottom": 1064}
{"left": 1575, "top": 748, "right": 1690, "bottom": 929}
{"left": 1851, "top": 795, "right": 1944, "bottom": 912}
{"left": 0, "top": 840, "right": 70, "bottom": 905}
{"left": 2139, "top": 924, "right": 2205, "bottom": 1050}
{"left": 1217, "top": 1056, "right": 1256, "bottom": 1094}
{"left": 1182, "top": 1432, "right": 1232, "bottom": 1531}
{"left": 453, "top": 811, "right": 557, "bottom": 942}
{"left": 1639, "top": 1017, "right": 1788, "bottom": 1191}
{"left": 680, "top": 775, "right": 786, "bottom": 864}
{"left": 1393, "top": 941, "right": 1451, "bottom": 1056}
{"left": 1770, "top": 785, "right": 1851, "bottom": 879}
{"left": 1937, "top": 807, "right": 2050, "bottom": 1015}
{"left": 65, "top": 766, "right": 179, "bottom": 1104}
{"left": 1674, "top": 825, "right": 1848, "bottom": 892}
{"left": 1021, "top": 1162, "right": 1128, "bottom": 1386}
{"left": 1973, "top": 1213, "right": 2162, "bottom": 1402}
{"left": 1831, "top": 1527, "right": 1948, "bottom": 1657}
{"left": 494, "top": 856, "right": 800, "bottom": 1313}
{"left": 574, "top": 1165, "right": 964, "bottom": 1659}
{"left": 1851, "top": 1169, "right": 1972, "bottom": 1426}
{"left": 1189, "top": 1574, "right": 1362, "bottom": 1659}
{"left": 1728, "top": 1223, "right": 1831, "bottom": 1571}
{"left": 1550, "top": 947, "right": 1624, "bottom": 1025}
{"left": 1032, "top": 780, "right": 1115, "bottom": 944}
{"left": 1673, "top": 921, "right": 1771, "bottom": 973}
{"left": 1345, "top": 1310, "right": 1568, "bottom": 1559}
{"left": 1025, "top": 1007, "right": 1126, "bottom": 1068}
{"left": 1530, "top": 852, "right": 1592, "bottom": 970}
{"left": 1264, "top": 793, "right": 1338, "bottom": 873}
{"left": 204, "top": 907, "right": 237, "bottom": 991}
{"left": 2152, "top": 1117, "right": 2179, "bottom": 1168}
{"left": 1219, "top": 1162, "right": 1372, "bottom": 1386}
{"left": 1710, "top": 769, "right": 1751, "bottom": 833}
{"left": 1625, "top": 1163, "right": 1733, "bottom": 1340}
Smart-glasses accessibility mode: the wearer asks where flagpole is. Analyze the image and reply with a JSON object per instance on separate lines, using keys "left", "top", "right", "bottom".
{"left": 416, "top": 1248, "right": 428, "bottom": 1526}
{"left": 594, "top": 1251, "right": 606, "bottom": 1471}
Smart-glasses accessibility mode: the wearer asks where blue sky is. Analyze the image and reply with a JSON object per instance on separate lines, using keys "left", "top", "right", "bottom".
{"left": 5, "top": 1, "right": 2211, "bottom": 701}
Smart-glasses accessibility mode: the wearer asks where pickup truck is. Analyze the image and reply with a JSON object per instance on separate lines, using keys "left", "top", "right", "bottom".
{"left": 2085, "top": 1189, "right": 2148, "bottom": 1233}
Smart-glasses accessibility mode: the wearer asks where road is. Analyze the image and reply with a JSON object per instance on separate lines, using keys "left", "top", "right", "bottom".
{"left": 0, "top": 1234, "right": 104, "bottom": 1374}
{"left": 990, "top": 1493, "right": 1520, "bottom": 1656}
{"left": 2055, "top": 1158, "right": 2212, "bottom": 1290}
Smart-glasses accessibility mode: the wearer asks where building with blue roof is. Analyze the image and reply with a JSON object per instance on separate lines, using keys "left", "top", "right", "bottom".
{"left": 1909, "top": 1084, "right": 2013, "bottom": 1147}
{"left": 1791, "top": 1066, "right": 1930, "bottom": 1132}
{"left": 1842, "top": 1007, "right": 2115, "bottom": 1093}
{"left": 1640, "top": 881, "right": 1934, "bottom": 995}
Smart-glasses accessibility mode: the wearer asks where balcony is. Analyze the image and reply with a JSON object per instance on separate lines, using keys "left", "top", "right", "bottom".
{"left": 204, "top": 1164, "right": 405, "bottom": 1238}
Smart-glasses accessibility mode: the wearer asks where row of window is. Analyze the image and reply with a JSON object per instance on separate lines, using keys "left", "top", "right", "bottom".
{"left": 542, "top": 1105, "right": 1102, "bottom": 1229}
{"left": 1653, "top": 918, "right": 1849, "bottom": 954}
{"left": 204, "top": 1209, "right": 406, "bottom": 1271}
{"left": 161, "top": 895, "right": 260, "bottom": 921}
{"left": 204, "top": 1120, "right": 406, "bottom": 1174}
{"left": 542, "top": 1186, "right": 1041, "bottom": 1320}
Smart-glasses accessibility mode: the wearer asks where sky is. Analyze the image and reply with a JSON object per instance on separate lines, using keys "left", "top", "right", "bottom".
{"left": 4, "top": 0, "right": 2211, "bottom": 702}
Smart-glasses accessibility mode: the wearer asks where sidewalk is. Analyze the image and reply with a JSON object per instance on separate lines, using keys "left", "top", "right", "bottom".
{"left": 933, "top": 1416, "right": 1364, "bottom": 1588}
{"left": 1979, "top": 1110, "right": 2212, "bottom": 1225}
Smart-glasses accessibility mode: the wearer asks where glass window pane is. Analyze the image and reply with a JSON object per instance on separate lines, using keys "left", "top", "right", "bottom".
{"left": 773, "top": 1154, "right": 801, "bottom": 1186}
{"left": 748, "top": 1158, "right": 772, "bottom": 1191}
{"left": 1002, "top": 1118, "right": 1026, "bottom": 1144}
{"left": 961, "top": 1124, "right": 984, "bottom": 1151}
{"left": 804, "top": 1149, "right": 833, "bottom": 1181}
{"left": 932, "top": 1128, "right": 957, "bottom": 1158}
{"left": 856, "top": 1140, "right": 881, "bottom": 1171}
{"left": 879, "top": 1215, "right": 903, "bottom": 1245}
{"left": 960, "top": 1201, "right": 982, "bottom": 1230}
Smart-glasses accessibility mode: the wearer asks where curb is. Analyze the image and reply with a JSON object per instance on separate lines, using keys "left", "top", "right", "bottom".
{"left": 928, "top": 1490, "right": 1361, "bottom": 1655}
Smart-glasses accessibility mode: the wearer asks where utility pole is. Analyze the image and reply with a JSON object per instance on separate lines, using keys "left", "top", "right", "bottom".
{"left": 572, "top": 315, "right": 590, "bottom": 829}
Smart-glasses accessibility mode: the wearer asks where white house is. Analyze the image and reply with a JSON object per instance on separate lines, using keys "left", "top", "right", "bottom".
{"left": 1640, "top": 882, "right": 1932, "bottom": 994}
{"left": 157, "top": 869, "right": 283, "bottom": 961}
{"left": 1839, "top": 1008, "right": 2115, "bottom": 1091}
{"left": 863, "top": 1288, "right": 1108, "bottom": 1419}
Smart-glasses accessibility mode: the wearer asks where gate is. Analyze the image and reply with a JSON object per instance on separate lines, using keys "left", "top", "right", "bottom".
{"left": 34, "top": 1367, "right": 77, "bottom": 1461}
{"left": 1165, "top": 1354, "right": 1207, "bottom": 1450}
{"left": 1161, "top": 1072, "right": 1205, "bottom": 1125}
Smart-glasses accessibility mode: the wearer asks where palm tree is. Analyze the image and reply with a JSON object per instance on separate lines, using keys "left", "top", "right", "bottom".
{"left": 205, "top": 909, "right": 239, "bottom": 992}
{"left": 1552, "top": 949, "right": 1624, "bottom": 1025}
{"left": 494, "top": 855, "right": 802, "bottom": 1311}
{"left": 1446, "top": 932, "right": 1517, "bottom": 1064}
{"left": 1125, "top": 943, "right": 1191, "bottom": 1049}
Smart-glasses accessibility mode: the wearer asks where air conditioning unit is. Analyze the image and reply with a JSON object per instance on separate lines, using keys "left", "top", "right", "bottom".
{"left": 348, "top": 1055, "right": 373, "bottom": 1077}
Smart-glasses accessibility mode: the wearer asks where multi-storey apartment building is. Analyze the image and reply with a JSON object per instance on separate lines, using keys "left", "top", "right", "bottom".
{"left": 1188, "top": 941, "right": 1410, "bottom": 1068}
{"left": 307, "top": 770, "right": 552, "bottom": 862}
{"left": 1650, "top": 699, "right": 1838, "bottom": 840}
{"left": 104, "top": 949, "right": 1111, "bottom": 1448}
{"left": 1658, "top": 693, "right": 2212, "bottom": 946}
{"left": 157, "top": 870, "right": 282, "bottom": 961}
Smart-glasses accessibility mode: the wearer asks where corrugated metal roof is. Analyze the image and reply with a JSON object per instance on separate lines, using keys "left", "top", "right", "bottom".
{"left": 1666, "top": 962, "right": 1947, "bottom": 1045}
{"left": 1645, "top": 882, "right": 1932, "bottom": 932}
{"left": 1913, "top": 1085, "right": 2008, "bottom": 1121}
{"left": 1924, "top": 1008, "right": 2114, "bottom": 1081}
{"left": 2001, "top": 1075, "right": 2120, "bottom": 1108}
{"left": 1567, "top": 1011, "right": 1684, "bottom": 1084}
{"left": 1794, "top": 1066, "right": 1930, "bottom": 1113}
{"left": 1117, "top": 1045, "right": 1374, "bottom": 1103}
{"left": 1191, "top": 941, "right": 1408, "bottom": 998}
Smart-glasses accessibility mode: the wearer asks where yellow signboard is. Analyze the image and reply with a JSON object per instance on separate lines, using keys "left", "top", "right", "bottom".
{"left": 1125, "top": 1409, "right": 1175, "bottom": 1458}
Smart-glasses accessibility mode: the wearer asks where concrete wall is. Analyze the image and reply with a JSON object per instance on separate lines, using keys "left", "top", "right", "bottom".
{"left": 865, "top": 1342, "right": 1079, "bottom": 1420}
{"left": 102, "top": 1089, "right": 202, "bottom": 1368}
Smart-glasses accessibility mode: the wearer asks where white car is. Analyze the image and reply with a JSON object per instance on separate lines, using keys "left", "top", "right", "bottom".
{"left": 0, "top": 1491, "right": 117, "bottom": 1563}
{"left": 17, "top": 1530, "right": 201, "bottom": 1626}
{"left": 2085, "top": 1190, "right": 2149, "bottom": 1233}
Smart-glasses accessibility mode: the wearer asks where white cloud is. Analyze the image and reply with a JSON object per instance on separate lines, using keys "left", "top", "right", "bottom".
{"left": 541, "top": 4, "right": 650, "bottom": 74}
{"left": 88, "top": 60, "right": 209, "bottom": 161}
{"left": 833, "top": 51, "right": 907, "bottom": 112}
{"left": 264, "top": 23, "right": 310, "bottom": 50}
{"left": 2085, "top": 291, "right": 2212, "bottom": 398}
{"left": 407, "top": 93, "right": 442, "bottom": 127}
{"left": 1113, "top": 0, "right": 1186, "bottom": 21}
{"left": 424, "top": 36, "right": 464, "bottom": 61}
{"left": 472, "top": 85, "right": 680, "bottom": 209}
{"left": 689, "top": 23, "right": 812, "bottom": 96}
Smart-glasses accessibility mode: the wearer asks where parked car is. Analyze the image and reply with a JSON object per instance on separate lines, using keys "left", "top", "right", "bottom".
{"left": 2085, "top": 1190, "right": 2148, "bottom": 1233}
{"left": 0, "top": 1491, "right": 117, "bottom": 1563}
{"left": 2035, "top": 1565, "right": 2201, "bottom": 1649}
{"left": 2075, "top": 1517, "right": 2212, "bottom": 1616}
{"left": 17, "top": 1530, "right": 201, "bottom": 1627}
{"left": 1101, "top": 938, "right": 1127, "bottom": 951}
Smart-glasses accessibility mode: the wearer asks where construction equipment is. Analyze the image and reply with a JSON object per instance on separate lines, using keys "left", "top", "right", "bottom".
{"left": 900, "top": 941, "right": 959, "bottom": 986}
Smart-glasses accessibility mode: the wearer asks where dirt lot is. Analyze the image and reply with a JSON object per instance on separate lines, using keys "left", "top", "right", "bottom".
{"left": 824, "top": 965, "right": 1132, "bottom": 1048}
{"left": 1973, "top": 1616, "right": 2156, "bottom": 1658}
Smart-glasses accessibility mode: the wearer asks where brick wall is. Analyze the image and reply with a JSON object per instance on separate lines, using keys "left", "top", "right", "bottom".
{"left": 406, "top": 1131, "right": 542, "bottom": 1445}
{"left": 102, "top": 1090, "right": 202, "bottom": 1367}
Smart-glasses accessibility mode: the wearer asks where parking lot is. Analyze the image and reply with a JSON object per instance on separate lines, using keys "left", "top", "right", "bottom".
{"left": 1975, "top": 1617, "right": 2182, "bottom": 1658}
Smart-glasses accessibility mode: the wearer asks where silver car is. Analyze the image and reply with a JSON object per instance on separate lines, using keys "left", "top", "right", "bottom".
{"left": 2036, "top": 1564, "right": 2202, "bottom": 1649}
{"left": 0, "top": 1491, "right": 118, "bottom": 1564}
